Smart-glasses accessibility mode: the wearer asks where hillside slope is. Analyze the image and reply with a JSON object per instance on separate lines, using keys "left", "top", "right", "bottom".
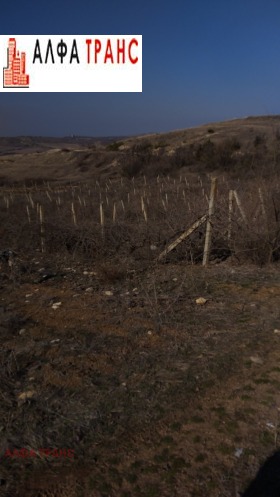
{"left": 0, "top": 115, "right": 280, "bottom": 184}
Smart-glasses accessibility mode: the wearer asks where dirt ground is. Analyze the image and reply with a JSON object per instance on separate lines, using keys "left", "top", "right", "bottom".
{"left": 0, "top": 253, "right": 280, "bottom": 497}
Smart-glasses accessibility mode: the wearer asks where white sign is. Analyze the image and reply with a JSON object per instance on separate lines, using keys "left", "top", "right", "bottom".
{"left": 0, "top": 35, "right": 142, "bottom": 92}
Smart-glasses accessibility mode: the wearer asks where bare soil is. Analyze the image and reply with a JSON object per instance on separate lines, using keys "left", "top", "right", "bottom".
{"left": 1, "top": 254, "right": 280, "bottom": 497}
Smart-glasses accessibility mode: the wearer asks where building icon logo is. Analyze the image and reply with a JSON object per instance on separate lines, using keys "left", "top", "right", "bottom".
{"left": 3, "top": 38, "right": 29, "bottom": 88}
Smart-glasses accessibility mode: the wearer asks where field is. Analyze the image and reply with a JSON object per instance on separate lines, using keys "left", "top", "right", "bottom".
{"left": 0, "top": 116, "right": 280, "bottom": 497}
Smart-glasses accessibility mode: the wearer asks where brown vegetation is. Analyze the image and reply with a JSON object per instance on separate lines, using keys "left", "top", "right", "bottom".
{"left": 1, "top": 116, "right": 280, "bottom": 497}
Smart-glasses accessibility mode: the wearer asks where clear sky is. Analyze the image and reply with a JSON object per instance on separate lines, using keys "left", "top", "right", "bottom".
{"left": 1, "top": 0, "right": 280, "bottom": 136}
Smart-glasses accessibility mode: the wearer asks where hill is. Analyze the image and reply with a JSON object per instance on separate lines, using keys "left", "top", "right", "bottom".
{"left": 0, "top": 115, "right": 280, "bottom": 184}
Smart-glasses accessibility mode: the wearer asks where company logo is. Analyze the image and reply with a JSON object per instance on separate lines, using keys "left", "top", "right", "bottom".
{"left": 3, "top": 38, "right": 29, "bottom": 88}
{"left": 0, "top": 35, "right": 142, "bottom": 92}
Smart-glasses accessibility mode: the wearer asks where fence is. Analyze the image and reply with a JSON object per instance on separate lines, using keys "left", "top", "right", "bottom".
{"left": 0, "top": 173, "right": 279, "bottom": 265}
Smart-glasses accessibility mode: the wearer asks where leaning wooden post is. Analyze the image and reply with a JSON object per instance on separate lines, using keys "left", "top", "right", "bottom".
{"left": 158, "top": 214, "right": 207, "bottom": 261}
{"left": 233, "top": 190, "right": 247, "bottom": 224}
{"left": 202, "top": 177, "right": 217, "bottom": 266}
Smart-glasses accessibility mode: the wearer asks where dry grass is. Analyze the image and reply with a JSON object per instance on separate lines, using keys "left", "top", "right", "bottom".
{"left": 1, "top": 173, "right": 279, "bottom": 266}
{"left": 1, "top": 117, "right": 280, "bottom": 496}
{"left": 0, "top": 260, "right": 280, "bottom": 496}
{"left": 1, "top": 115, "right": 280, "bottom": 184}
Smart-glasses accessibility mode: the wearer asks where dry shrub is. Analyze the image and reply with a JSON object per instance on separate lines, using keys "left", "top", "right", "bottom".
{"left": 99, "top": 263, "right": 127, "bottom": 283}
{"left": 0, "top": 173, "right": 279, "bottom": 266}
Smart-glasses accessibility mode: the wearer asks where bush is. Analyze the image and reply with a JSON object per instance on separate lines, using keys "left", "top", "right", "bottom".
{"left": 171, "top": 145, "right": 195, "bottom": 168}
{"left": 254, "top": 134, "right": 266, "bottom": 147}
{"left": 122, "top": 157, "right": 145, "bottom": 178}
{"left": 195, "top": 140, "right": 217, "bottom": 169}
{"left": 131, "top": 141, "right": 153, "bottom": 158}
{"left": 106, "top": 141, "right": 124, "bottom": 151}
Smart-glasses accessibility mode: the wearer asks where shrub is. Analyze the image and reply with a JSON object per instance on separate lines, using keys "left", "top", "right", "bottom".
{"left": 107, "top": 141, "right": 124, "bottom": 151}
{"left": 122, "top": 157, "right": 145, "bottom": 178}
{"left": 195, "top": 140, "right": 217, "bottom": 169}
{"left": 254, "top": 134, "right": 266, "bottom": 147}
{"left": 171, "top": 145, "right": 195, "bottom": 168}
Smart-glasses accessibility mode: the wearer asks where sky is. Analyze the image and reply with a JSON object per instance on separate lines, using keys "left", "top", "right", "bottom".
{"left": 1, "top": 0, "right": 280, "bottom": 136}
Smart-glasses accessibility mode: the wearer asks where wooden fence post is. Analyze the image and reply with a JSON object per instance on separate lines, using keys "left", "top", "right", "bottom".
{"left": 258, "top": 188, "right": 266, "bottom": 218}
{"left": 100, "top": 202, "right": 105, "bottom": 240}
{"left": 158, "top": 214, "right": 207, "bottom": 261}
{"left": 202, "top": 177, "right": 217, "bottom": 266}
{"left": 228, "top": 189, "right": 234, "bottom": 241}
{"left": 39, "top": 205, "right": 45, "bottom": 253}
{"left": 233, "top": 190, "right": 247, "bottom": 224}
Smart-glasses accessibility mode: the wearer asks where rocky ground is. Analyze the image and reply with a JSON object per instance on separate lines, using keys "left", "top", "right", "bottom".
{"left": 0, "top": 253, "right": 280, "bottom": 496}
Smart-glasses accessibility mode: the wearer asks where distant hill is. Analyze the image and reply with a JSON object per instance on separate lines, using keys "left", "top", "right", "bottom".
{"left": 0, "top": 135, "right": 129, "bottom": 156}
{"left": 0, "top": 115, "right": 280, "bottom": 184}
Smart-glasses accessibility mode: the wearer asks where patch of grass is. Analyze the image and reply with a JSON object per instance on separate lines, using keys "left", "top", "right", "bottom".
{"left": 206, "top": 479, "right": 218, "bottom": 490}
{"left": 242, "top": 406, "right": 257, "bottom": 415}
{"left": 161, "top": 435, "right": 174, "bottom": 444}
{"left": 97, "top": 481, "right": 113, "bottom": 493}
{"left": 125, "top": 473, "right": 138, "bottom": 484}
{"left": 270, "top": 379, "right": 280, "bottom": 388}
{"left": 143, "top": 483, "right": 161, "bottom": 497}
{"left": 260, "top": 397, "right": 274, "bottom": 406}
{"left": 155, "top": 141, "right": 168, "bottom": 148}
{"left": 259, "top": 430, "right": 274, "bottom": 446}
{"left": 191, "top": 415, "right": 205, "bottom": 424}
{"left": 106, "top": 141, "right": 124, "bottom": 151}
{"left": 108, "top": 467, "right": 123, "bottom": 485}
{"left": 154, "top": 404, "right": 165, "bottom": 416}
{"left": 141, "top": 464, "right": 159, "bottom": 474}
{"left": 243, "top": 447, "right": 257, "bottom": 457}
{"left": 218, "top": 444, "right": 232, "bottom": 455}
{"left": 170, "top": 421, "right": 181, "bottom": 431}
{"left": 237, "top": 315, "right": 251, "bottom": 323}
{"left": 130, "top": 460, "right": 144, "bottom": 470}
{"left": 224, "top": 419, "right": 239, "bottom": 434}
{"left": 254, "top": 377, "right": 271, "bottom": 385}
{"left": 153, "top": 448, "right": 170, "bottom": 463}
{"left": 234, "top": 435, "right": 243, "bottom": 443}
{"left": 163, "top": 470, "right": 176, "bottom": 485}
{"left": 244, "top": 360, "right": 253, "bottom": 368}
{"left": 240, "top": 281, "right": 253, "bottom": 288}
{"left": 234, "top": 410, "right": 249, "bottom": 422}
{"left": 211, "top": 406, "right": 227, "bottom": 417}
{"left": 171, "top": 456, "right": 187, "bottom": 470}
{"left": 195, "top": 453, "right": 207, "bottom": 463}
{"left": 213, "top": 419, "right": 225, "bottom": 432}
{"left": 88, "top": 475, "right": 103, "bottom": 490}
{"left": 267, "top": 389, "right": 276, "bottom": 395}
{"left": 193, "top": 435, "right": 202, "bottom": 443}
{"left": 243, "top": 384, "right": 255, "bottom": 392}
{"left": 108, "top": 456, "right": 121, "bottom": 465}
